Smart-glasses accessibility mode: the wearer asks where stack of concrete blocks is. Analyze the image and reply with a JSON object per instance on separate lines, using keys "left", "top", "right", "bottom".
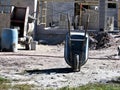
{"left": 45, "top": 1, "right": 53, "bottom": 27}
{"left": 99, "top": 0, "right": 108, "bottom": 31}
{"left": 107, "top": 4, "right": 117, "bottom": 28}
{"left": 82, "top": 10, "right": 99, "bottom": 30}
{"left": 59, "top": 14, "right": 68, "bottom": 29}
{"left": 47, "top": 2, "right": 74, "bottom": 29}
{"left": 39, "top": 1, "right": 47, "bottom": 27}
{"left": 106, "top": 16, "right": 114, "bottom": 31}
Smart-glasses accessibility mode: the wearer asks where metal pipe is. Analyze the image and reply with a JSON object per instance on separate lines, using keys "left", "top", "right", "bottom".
{"left": 79, "top": 14, "right": 90, "bottom": 69}
{"left": 67, "top": 14, "right": 73, "bottom": 63}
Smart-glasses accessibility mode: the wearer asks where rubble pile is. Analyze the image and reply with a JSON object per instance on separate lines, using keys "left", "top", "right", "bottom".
{"left": 89, "top": 32, "right": 115, "bottom": 50}
{"left": 89, "top": 35, "right": 97, "bottom": 50}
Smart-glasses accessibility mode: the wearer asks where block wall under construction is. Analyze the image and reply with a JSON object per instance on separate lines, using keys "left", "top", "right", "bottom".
{"left": 82, "top": 10, "right": 99, "bottom": 30}
{"left": 75, "top": 0, "right": 118, "bottom": 31}
{"left": 0, "top": 14, "right": 10, "bottom": 35}
{"left": 40, "top": 1, "right": 74, "bottom": 28}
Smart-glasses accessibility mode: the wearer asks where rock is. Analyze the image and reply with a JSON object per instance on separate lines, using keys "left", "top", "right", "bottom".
{"left": 51, "top": 76, "right": 55, "bottom": 79}
{"left": 99, "top": 66, "right": 104, "bottom": 69}
{"left": 92, "top": 72, "right": 98, "bottom": 74}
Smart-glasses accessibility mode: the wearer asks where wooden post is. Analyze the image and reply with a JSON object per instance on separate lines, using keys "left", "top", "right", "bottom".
{"left": 79, "top": 3, "right": 82, "bottom": 26}
{"left": 67, "top": 14, "right": 72, "bottom": 63}
{"left": 118, "top": 2, "right": 120, "bottom": 30}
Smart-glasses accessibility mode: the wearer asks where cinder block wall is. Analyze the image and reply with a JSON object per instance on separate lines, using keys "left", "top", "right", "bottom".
{"left": 82, "top": 10, "right": 99, "bottom": 30}
{"left": 0, "top": 14, "right": 10, "bottom": 35}
{"left": 36, "top": 25, "right": 68, "bottom": 45}
{"left": 46, "top": 2, "right": 74, "bottom": 27}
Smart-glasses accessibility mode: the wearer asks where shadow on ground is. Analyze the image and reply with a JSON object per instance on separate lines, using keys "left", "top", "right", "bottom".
{"left": 89, "top": 54, "right": 120, "bottom": 60}
{"left": 25, "top": 68, "right": 73, "bottom": 75}
{"left": 0, "top": 53, "right": 63, "bottom": 58}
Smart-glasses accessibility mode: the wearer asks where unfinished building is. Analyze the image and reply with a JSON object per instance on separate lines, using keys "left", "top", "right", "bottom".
{"left": 37, "top": 0, "right": 119, "bottom": 31}
{"left": 0, "top": 0, "right": 120, "bottom": 30}
{"left": 0, "top": 0, "right": 120, "bottom": 45}
{"left": 73, "top": 0, "right": 119, "bottom": 31}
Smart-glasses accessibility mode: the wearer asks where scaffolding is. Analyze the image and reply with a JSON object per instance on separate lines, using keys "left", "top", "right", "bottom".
{"left": 37, "top": 1, "right": 47, "bottom": 27}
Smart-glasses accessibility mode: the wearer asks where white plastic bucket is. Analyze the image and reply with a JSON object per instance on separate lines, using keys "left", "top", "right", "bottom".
{"left": 31, "top": 41, "right": 38, "bottom": 50}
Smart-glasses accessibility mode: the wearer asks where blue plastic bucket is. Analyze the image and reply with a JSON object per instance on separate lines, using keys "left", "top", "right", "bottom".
{"left": 1, "top": 28, "right": 18, "bottom": 52}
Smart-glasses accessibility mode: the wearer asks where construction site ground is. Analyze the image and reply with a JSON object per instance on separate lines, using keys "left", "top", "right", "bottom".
{"left": 0, "top": 42, "right": 120, "bottom": 89}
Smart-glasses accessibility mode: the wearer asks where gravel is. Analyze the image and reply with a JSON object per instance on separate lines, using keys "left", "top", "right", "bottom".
{"left": 0, "top": 44, "right": 120, "bottom": 89}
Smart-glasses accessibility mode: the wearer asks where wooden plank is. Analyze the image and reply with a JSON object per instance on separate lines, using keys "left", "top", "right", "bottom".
{"left": 118, "top": 2, "right": 120, "bottom": 29}
{"left": 39, "top": 0, "right": 117, "bottom": 3}
{"left": 40, "top": 0, "right": 74, "bottom": 2}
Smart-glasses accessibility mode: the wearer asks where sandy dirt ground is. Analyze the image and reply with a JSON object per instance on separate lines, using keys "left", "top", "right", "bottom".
{"left": 0, "top": 43, "right": 120, "bottom": 89}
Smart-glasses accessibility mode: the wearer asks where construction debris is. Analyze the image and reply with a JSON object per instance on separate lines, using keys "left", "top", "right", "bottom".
{"left": 117, "top": 45, "right": 120, "bottom": 56}
{"left": 89, "top": 36, "right": 97, "bottom": 50}
{"left": 89, "top": 32, "right": 115, "bottom": 50}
